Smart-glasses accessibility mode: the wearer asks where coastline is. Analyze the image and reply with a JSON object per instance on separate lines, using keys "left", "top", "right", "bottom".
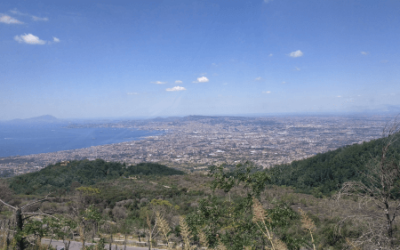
{"left": 0, "top": 132, "right": 170, "bottom": 176}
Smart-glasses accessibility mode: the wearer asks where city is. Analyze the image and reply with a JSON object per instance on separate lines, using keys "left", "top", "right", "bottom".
{"left": 0, "top": 115, "right": 389, "bottom": 176}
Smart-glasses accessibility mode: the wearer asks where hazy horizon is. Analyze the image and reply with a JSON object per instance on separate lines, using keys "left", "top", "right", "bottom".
{"left": 1, "top": 110, "right": 399, "bottom": 122}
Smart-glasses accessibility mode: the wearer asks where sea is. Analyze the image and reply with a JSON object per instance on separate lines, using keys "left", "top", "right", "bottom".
{"left": 0, "top": 123, "right": 163, "bottom": 158}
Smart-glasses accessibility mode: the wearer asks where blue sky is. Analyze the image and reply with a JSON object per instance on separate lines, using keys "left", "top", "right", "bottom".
{"left": 1, "top": 0, "right": 400, "bottom": 120}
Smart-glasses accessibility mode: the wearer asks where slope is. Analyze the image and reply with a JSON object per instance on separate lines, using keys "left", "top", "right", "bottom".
{"left": 9, "top": 159, "right": 184, "bottom": 195}
{"left": 267, "top": 134, "right": 400, "bottom": 196}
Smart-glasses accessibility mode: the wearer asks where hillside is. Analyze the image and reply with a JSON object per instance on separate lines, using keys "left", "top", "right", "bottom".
{"left": 2, "top": 154, "right": 400, "bottom": 249}
{"left": 9, "top": 159, "right": 184, "bottom": 195}
{"left": 268, "top": 133, "right": 400, "bottom": 196}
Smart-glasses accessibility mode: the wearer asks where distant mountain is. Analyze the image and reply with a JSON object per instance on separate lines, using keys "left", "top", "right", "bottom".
{"left": 6, "top": 115, "right": 63, "bottom": 124}
{"left": 26, "top": 115, "right": 59, "bottom": 122}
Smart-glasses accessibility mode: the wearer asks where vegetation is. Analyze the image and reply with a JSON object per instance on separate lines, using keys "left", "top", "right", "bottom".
{"left": 1, "top": 123, "right": 400, "bottom": 249}
{"left": 9, "top": 160, "right": 184, "bottom": 195}
{"left": 2, "top": 159, "right": 399, "bottom": 250}
{"left": 338, "top": 124, "right": 400, "bottom": 248}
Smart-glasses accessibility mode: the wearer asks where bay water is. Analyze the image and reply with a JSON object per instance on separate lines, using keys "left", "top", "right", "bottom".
{"left": 0, "top": 123, "right": 162, "bottom": 158}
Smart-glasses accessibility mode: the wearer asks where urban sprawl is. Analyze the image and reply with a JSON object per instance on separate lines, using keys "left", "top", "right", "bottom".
{"left": 0, "top": 115, "right": 389, "bottom": 176}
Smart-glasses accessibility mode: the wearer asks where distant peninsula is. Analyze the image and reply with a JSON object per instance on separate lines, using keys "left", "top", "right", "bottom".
{"left": 5, "top": 115, "right": 62, "bottom": 124}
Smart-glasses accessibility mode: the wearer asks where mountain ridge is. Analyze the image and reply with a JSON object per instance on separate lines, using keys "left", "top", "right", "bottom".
{"left": 267, "top": 133, "right": 400, "bottom": 196}
{"left": 3, "top": 115, "right": 62, "bottom": 124}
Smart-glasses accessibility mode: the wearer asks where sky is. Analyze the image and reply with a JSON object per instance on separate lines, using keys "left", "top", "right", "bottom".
{"left": 1, "top": 0, "right": 400, "bottom": 120}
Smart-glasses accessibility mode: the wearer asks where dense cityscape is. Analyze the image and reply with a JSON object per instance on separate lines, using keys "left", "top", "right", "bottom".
{"left": 0, "top": 115, "right": 389, "bottom": 176}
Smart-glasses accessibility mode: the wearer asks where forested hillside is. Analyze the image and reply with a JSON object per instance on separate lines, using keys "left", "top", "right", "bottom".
{"left": 9, "top": 159, "right": 184, "bottom": 195}
{"left": 1, "top": 157, "right": 400, "bottom": 249}
{"left": 268, "top": 133, "right": 400, "bottom": 196}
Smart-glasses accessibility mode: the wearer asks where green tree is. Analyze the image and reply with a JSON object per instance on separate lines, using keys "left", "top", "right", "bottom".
{"left": 187, "top": 162, "right": 272, "bottom": 249}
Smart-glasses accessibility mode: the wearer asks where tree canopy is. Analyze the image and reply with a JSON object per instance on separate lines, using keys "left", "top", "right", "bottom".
{"left": 268, "top": 134, "right": 400, "bottom": 196}
{"left": 9, "top": 159, "right": 184, "bottom": 195}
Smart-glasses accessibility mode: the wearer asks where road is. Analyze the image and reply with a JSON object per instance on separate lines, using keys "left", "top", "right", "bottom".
{"left": 42, "top": 239, "right": 162, "bottom": 250}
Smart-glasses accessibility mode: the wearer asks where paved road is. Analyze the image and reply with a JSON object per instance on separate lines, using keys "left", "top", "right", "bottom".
{"left": 42, "top": 239, "right": 162, "bottom": 250}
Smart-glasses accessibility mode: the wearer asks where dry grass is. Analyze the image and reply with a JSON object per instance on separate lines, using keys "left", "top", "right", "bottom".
{"left": 0, "top": 230, "right": 6, "bottom": 250}
{"left": 198, "top": 231, "right": 209, "bottom": 249}
{"left": 252, "top": 197, "right": 288, "bottom": 250}
{"left": 256, "top": 185, "right": 400, "bottom": 249}
{"left": 156, "top": 211, "right": 171, "bottom": 249}
{"left": 299, "top": 208, "right": 316, "bottom": 250}
{"left": 345, "top": 238, "right": 362, "bottom": 250}
{"left": 179, "top": 216, "right": 192, "bottom": 250}
{"left": 214, "top": 239, "right": 227, "bottom": 250}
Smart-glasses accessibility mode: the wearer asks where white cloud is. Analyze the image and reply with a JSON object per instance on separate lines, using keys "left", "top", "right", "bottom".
{"left": 166, "top": 86, "right": 186, "bottom": 92}
{"left": 269, "top": 53, "right": 273, "bottom": 57}
{"left": 289, "top": 50, "right": 303, "bottom": 58}
{"left": 255, "top": 77, "right": 262, "bottom": 81}
{"left": 337, "top": 95, "right": 342, "bottom": 98}
{"left": 193, "top": 76, "right": 209, "bottom": 83}
{"left": 361, "top": 51, "right": 369, "bottom": 55}
{"left": 14, "top": 33, "right": 46, "bottom": 45}
{"left": 53, "top": 37, "right": 60, "bottom": 43}
{"left": 127, "top": 92, "right": 139, "bottom": 95}
{"left": 295, "top": 67, "right": 301, "bottom": 71}
{"left": 32, "top": 16, "right": 48, "bottom": 21}
{"left": 152, "top": 81, "right": 167, "bottom": 84}
{"left": 0, "top": 14, "right": 23, "bottom": 24}
{"left": 282, "top": 81, "right": 286, "bottom": 84}
{"left": 175, "top": 80, "right": 183, "bottom": 84}
{"left": 262, "top": 91, "right": 271, "bottom": 94}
